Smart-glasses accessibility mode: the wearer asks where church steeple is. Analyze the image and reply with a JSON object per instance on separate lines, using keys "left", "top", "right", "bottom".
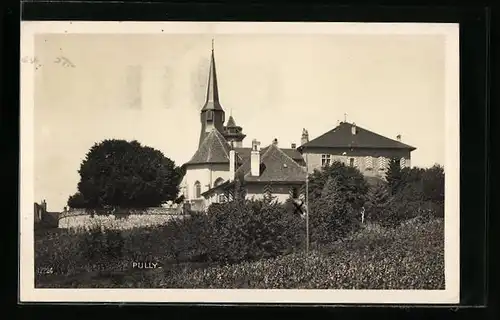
{"left": 201, "top": 40, "right": 223, "bottom": 112}
{"left": 199, "top": 40, "right": 226, "bottom": 147}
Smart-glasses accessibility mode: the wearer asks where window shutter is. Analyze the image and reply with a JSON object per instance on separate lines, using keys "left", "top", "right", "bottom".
{"left": 378, "top": 156, "right": 386, "bottom": 170}
{"left": 400, "top": 157, "right": 406, "bottom": 169}
{"left": 365, "top": 156, "right": 373, "bottom": 169}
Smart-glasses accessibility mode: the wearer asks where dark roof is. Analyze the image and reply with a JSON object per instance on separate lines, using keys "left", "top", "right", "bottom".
{"left": 186, "top": 128, "right": 236, "bottom": 165}
{"left": 299, "top": 122, "right": 416, "bottom": 151}
{"left": 235, "top": 143, "right": 306, "bottom": 183}
{"left": 201, "top": 49, "right": 224, "bottom": 112}
{"left": 234, "top": 146, "right": 304, "bottom": 164}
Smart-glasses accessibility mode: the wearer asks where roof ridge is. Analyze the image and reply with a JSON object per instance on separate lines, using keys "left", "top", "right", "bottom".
{"left": 212, "top": 128, "right": 230, "bottom": 160}
{"left": 266, "top": 143, "right": 305, "bottom": 171}
{"left": 353, "top": 123, "right": 414, "bottom": 148}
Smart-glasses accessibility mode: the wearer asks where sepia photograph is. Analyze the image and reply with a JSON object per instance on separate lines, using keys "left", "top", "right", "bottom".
{"left": 20, "top": 21, "right": 460, "bottom": 304}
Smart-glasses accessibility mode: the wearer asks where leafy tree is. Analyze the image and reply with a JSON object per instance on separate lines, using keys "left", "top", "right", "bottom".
{"left": 421, "top": 164, "right": 445, "bottom": 203}
{"left": 365, "top": 182, "right": 390, "bottom": 223}
{"left": 309, "top": 176, "right": 359, "bottom": 245}
{"left": 67, "top": 191, "right": 88, "bottom": 208}
{"left": 386, "top": 157, "right": 404, "bottom": 195}
{"left": 69, "top": 139, "right": 182, "bottom": 209}
{"left": 308, "top": 161, "right": 368, "bottom": 211}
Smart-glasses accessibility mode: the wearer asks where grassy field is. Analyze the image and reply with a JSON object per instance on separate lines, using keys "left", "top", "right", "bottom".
{"left": 35, "top": 216, "right": 444, "bottom": 289}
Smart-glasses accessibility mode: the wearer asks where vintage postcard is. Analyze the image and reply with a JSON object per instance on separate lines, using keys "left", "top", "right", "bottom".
{"left": 20, "top": 21, "right": 460, "bottom": 304}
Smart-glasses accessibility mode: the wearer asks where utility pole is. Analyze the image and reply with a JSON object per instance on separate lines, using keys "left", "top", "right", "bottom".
{"left": 305, "top": 153, "right": 310, "bottom": 254}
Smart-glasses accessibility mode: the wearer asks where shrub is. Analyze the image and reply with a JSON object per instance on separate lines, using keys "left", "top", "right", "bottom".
{"left": 77, "top": 224, "right": 125, "bottom": 266}
{"left": 163, "top": 199, "right": 304, "bottom": 265}
{"left": 163, "top": 211, "right": 213, "bottom": 263}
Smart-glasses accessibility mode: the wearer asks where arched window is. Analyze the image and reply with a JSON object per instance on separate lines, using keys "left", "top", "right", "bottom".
{"left": 194, "top": 181, "right": 201, "bottom": 198}
{"left": 214, "top": 177, "right": 225, "bottom": 187}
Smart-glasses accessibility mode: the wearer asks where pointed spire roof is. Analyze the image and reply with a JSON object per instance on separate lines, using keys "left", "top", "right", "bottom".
{"left": 226, "top": 115, "right": 237, "bottom": 127}
{"left": 201, "top": 41, "right": 223, "bottom": 112}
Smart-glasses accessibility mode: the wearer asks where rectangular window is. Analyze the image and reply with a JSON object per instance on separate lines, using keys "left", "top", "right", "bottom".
{"left": 206, "top": 110, "right": 213, "bottom": 121}
{"left": 218, "top": 194, "right": 226, "bottom": 203}
{"left": 349, "top": 158, "right": 355, "bottom": 167}
{"left": 321, "top": 154, "right": 331, "bottom": 167}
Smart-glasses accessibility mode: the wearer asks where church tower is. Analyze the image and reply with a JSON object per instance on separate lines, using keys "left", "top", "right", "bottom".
{"left": 198, "top": 41, "right": 226, "bottom": 147}
{"left": 223, "top": 113, "right": 246, "bottom": 148}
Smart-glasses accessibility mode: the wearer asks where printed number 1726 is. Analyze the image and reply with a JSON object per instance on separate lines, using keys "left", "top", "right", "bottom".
{"left": 36, "top": 267, "right": 54, "bottom": 275}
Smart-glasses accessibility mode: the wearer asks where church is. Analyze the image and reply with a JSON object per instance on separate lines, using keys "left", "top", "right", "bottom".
{"left": 179, "top": 44, "right": 416, "bottom": 212}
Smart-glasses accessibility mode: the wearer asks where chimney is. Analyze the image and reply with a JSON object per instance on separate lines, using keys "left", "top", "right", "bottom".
{"left": 291, "top": 143, "right": 296, "bottom": 149}
{"left": 229, "top": 149, "right": 236, "bottom": 181}
{"left": 301, "top": 128, "right": 309, "bottom": 145}
{"left": 251, "top": 139, "right": 261, "bottom": 176}
{"left": 272, "top": 138, "right": 278, "bottom": 146}
{"left": 351, "top": 123, "right": 357, "bottom": 135}
{"left": 396, "top": 134, "right": 401, "bottom": 141}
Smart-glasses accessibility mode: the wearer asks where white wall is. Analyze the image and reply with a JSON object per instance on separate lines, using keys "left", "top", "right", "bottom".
{"left": 183, "top": 163, "right": 230, "bottom": 200}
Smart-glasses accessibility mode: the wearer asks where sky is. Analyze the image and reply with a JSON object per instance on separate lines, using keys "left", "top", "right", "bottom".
{"left": 31, "top": 31, "right": 447, "bottom": 211}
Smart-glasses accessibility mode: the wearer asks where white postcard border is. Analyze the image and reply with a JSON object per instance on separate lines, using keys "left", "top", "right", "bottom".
{"left": 19, "top": 21, "right": 460, "bottom": 304}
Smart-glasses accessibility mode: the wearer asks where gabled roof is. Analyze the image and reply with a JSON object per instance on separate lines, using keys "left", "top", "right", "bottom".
{"left": 234, "top": 146, "right": 304, "bottom": 164}
{"left": 186, "top": 128, "right": 235, "bottom": 165}
{"left": 299, "top": 122, "right": 416, "bottom": 151}
{"left": 235, "top": 143, "right": 306, "bottom": 183}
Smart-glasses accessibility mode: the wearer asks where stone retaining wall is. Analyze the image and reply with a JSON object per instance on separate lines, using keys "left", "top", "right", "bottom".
{"left": 58, "top": 206, "right": 185, "bottom": 230}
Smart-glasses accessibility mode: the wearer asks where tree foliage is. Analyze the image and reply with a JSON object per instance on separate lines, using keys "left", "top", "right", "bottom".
{"left": 308, "top": 161, "right": 368, "bottom": 210}
{"left": 68, "top": 139, "right": 182, "bottom": 209}
{"left": 309, "top": 176, "right": 360, "bottom": 245}
{"left": 365, "top": 182, "right": 390, "bottom": 223}
{"left": 386, "top": 157, "right": 404, "bottom": 195}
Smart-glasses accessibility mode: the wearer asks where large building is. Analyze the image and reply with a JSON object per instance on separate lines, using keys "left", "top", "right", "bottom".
{"left": 298, "top": 122, "right": 416, "bottom": 180}
{"left": 179, "top": 45, "right": 416, "bottom": 211}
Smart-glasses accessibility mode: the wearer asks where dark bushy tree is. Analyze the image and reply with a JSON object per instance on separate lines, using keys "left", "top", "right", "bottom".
{"left": 365, "top": 182, "right": 390, "bottom": 223}
{"left": 421, "top": 164, "right": 445, "bottom": 203}
{"left": 308, "top": 161, "right": 368, "bottom": 210}
{"left": 309, "top": 176, "right": 359, "bottom": 245}
{"left": 386, "top": 157, "right": 404, "bottom": 195}
{"left": 68, "top": 139, "right": 182, "bottom": 209}
{"left": 67, "top": 192, "right": 88, "bottom": 208}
